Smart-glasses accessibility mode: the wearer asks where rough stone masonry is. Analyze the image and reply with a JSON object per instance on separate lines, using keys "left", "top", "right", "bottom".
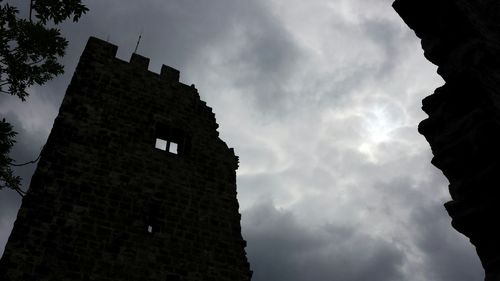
{"left": 393, "top": 1, "right": 500, "bottom": 280}
{"left": 0, "top": 37, "right": 252, "bottom": 281}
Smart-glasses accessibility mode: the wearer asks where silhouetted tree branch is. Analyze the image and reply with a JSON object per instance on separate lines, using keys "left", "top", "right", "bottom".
{"left": 0, "top": 0, "right": 88, "bottom": 196}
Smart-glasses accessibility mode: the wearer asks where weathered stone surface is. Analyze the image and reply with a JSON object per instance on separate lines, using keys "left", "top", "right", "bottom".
{"left": 0, "top": 37, "right": 252, "bottom": 281}
{"left": 393, "top": 1, "right": 500, "bottom": 280}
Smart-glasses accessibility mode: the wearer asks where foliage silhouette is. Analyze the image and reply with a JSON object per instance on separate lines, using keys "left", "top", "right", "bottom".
{"left": 0, "top": 0, "right": 88, "bottom": 195}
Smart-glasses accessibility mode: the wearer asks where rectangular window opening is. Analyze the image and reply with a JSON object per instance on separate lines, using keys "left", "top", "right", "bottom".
{"left": 169, "top": 142, "right": 178, "bottom": 154}
{"left": 147, "top": 225, "right": 153, "bottom": 233}
{"left": 155, "top": 124, "right": 190, "bottom": 156}
{"left": 155, "top": 138, "right": 167, "bottom": 151}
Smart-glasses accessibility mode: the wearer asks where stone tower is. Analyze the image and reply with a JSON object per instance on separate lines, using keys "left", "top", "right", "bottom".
{"left": 393, "top": 1, "right": 500, "bottom": 280}
{"left": 0, "top": 37, "right": 252, "bottom": 281}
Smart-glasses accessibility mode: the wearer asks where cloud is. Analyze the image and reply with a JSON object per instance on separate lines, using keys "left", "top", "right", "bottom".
{"left": 0, "top": 200, "right": 19, "bottom": 255}
{"left": 411, "top": 203, "right": 483, "bottom": 281}
{"left": 243, "top": 200, "right": 405, "bottom": 281}
{"left": 0, "top": 0, "right": 485, "bottom": 280}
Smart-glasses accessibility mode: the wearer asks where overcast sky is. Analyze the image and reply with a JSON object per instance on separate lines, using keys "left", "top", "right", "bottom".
{"left": 0, "top": 0, "right": 484, "bottom": 280}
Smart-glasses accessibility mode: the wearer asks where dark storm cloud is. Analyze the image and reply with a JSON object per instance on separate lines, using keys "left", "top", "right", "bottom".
{"left": 220, "top": 17, "right": 303, "bottom": 114}
{"left": 361, "top": 18, "right": 404, "bottom": 77}
{"left": 367, "top": 170, "right": 484, "bottom": 280}
{"left": 411, "top": 203, "right": 483, "bottom": 281}
{"left": 243, "top": 201, "right": 405, "bottom": 281}
{"left": 62, "top": 0, "right": 248, "bottom": 69}
{"left": 0, "top": 0, "right": 486, "bottom": 280}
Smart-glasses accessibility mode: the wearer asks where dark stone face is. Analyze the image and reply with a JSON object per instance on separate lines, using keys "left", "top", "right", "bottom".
{"left": 0, "top": 37, "right": 252, "bottom": 281}
{"left": 393, "top": 1, "right": 500, "bottom": 280}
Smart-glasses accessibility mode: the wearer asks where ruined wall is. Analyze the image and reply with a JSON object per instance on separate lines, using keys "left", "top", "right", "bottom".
{"left": 0, "top": 37, "right": 252, "bottom": 281}
{"left": 393, "top": 1, "right": 500, "bottom": 280}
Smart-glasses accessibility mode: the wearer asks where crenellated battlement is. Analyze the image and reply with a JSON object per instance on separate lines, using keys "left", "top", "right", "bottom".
{"left": 82, "top": 36, "right": 180, "bottom": 83}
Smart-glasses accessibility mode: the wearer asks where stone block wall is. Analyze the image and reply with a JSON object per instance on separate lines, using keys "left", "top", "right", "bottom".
{"left": 0, "top": 37, "right": 252, "bottom": 281}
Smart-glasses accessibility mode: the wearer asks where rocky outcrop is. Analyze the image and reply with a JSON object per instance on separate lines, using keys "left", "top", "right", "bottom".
{"left": 393, "top": 1, "right": 500, "bottom": 280}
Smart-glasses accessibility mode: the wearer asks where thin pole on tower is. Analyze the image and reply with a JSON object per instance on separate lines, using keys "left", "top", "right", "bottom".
{"left": 134, "top": 30, "right": 143, "bottom": 54}
{"left": 29, "top": 0, "right": 33, "bottom": 22}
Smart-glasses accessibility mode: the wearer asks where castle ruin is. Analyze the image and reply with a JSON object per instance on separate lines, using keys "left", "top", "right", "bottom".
{"left": 0, "top": 37, "right": 252, "bottom": 281}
